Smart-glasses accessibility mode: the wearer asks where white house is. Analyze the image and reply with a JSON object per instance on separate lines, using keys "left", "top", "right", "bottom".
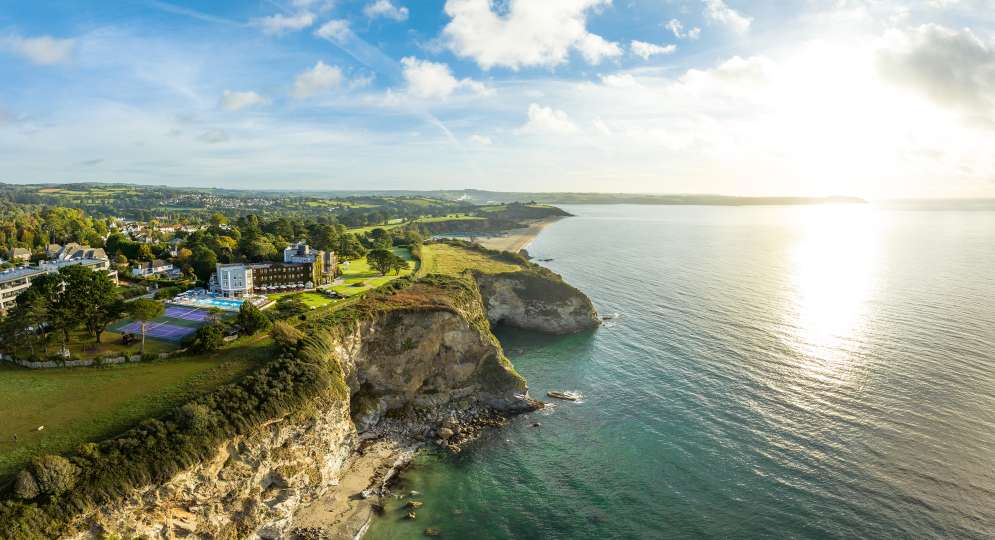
{"left": 132, "top": 259, "right": 174, "bottom": 277}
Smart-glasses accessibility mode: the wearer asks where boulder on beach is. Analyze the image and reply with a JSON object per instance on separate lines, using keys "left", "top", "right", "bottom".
{"left": 437, "top": 427, "right": 455, "bottom": 440}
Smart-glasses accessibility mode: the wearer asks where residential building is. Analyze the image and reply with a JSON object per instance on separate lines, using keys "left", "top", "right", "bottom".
{"left": 0, "top": 266, "right": 46, "bottom": 315}
{"left": 132, "top": 259, "right": 174, "bottom": 277}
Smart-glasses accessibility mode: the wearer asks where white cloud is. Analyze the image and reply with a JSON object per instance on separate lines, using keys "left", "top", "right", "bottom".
{"left": 518, "top": 103, "right": 579, "bottom": 134}
{"left": 400, "top": 57, "right": 491, "bottom": 99}
{"left": 469, "top": 134, "right": 492, "bottom": 145}
{"left": 364, "top": 0, "right": 410, "bottom": 21}
{"left": 219, "top": 90, "right": 270, "bottom": 111}
{"left": 2, "top": 35, "right": 75, "bottom": 65}
{"left": 876, "top": 24, "right": 995, "bottom": 115}
{"left": 703, "top": 0, "right": 752, "bottom": 34}
{"left": 630, "top": 40, "right": 677, "bottom": 60}
{"left": 197, "top": 129, "right": 229, "bottom": 144}
{"left": 251, "top": 12, "right": 315, "bottom": 35}
{"left": 314, "top": 19, "right": 351, "bottom": 42}
{"left": 293, "top": 61, "right": 343, "bottom": 98}
{"left": 600, "top": 73, "right": 639, "bottom": 88}
{"left": 666, "top": 19, "right": 701, "bottom": 40}
{"left": 442, "top": 0, "right": 622, "bottom": 70}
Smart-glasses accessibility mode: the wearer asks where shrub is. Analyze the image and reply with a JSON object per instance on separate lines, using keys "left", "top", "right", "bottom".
{"left": 187, "top": 324, "right": 224, "bottom": 353}
{"left": 13, "top": 471, "right": 39, "bottom": 500}
{"left": 271, "top": 321, "right": 304, "bottom": 351}
{"left": 28, "top": 456, "right": 79, "bottom": 498}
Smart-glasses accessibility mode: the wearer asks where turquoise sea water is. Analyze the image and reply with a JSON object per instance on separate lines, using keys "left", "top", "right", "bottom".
{"left": 367, "top": 204, "right": 995, "bottom": 539}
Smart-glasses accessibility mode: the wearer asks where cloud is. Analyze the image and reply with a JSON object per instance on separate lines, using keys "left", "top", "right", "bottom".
{"left": 197, "top": 129, "right": 229, "bottom": 143}
{"left": 630, "top": 40, "right": 677, "bottom": 60}
{"left": 314, "top": 19, "right": 350, "bottom": 42}
{"left": 219, "top": 90, "right": 270, "bottom": 111}
{"left": 364, "top": 0, "right": 409, "bottom": 21}
{"left": 1, "top": 35, "right": 75, "bottom": 64}
{"left": 666, "top": 19, "right": 701, "bottom": 40}
{"left": 469, "top": 134, "right": 492, "bottom": 145}
{"left": 251, "top": 11, "right": 315, "bottom": 35}
{"left": 293, "top": 61, "right": 344, "bottom": 98}
{"left": 518, "top": 103, "right": 579, "bottom": 134}
{"left": 876, "top": 24, "right": 995, "bottom": 115}
{"left": 442, "top": 0, "right": 622, "bottom": 70}
{"left": 400, "top": 57, "right": 491, "bottom": 99}
{"left": 703, "top": 0, "right": 752, "bottom": 34}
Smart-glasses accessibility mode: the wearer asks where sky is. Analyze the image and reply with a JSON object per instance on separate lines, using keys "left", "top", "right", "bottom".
{"left": 1, "top": 0, "right": 994, "bottom": 198}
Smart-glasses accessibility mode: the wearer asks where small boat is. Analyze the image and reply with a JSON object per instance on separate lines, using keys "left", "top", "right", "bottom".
{"left": 546, "top": 391, "right": 579, "bottom": 401}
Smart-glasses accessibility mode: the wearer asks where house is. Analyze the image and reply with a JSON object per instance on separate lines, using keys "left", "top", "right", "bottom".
{"left": 9, "top": 248, "right": 31, "bottom": 262}
{"left": 132, "top": 259, "right": 175, "bottom": 277}
{"left": 283, "top": 242, "right": 336, "bottom": 284}
{"left": 45, "top": 244, "right": 63, "bottom": 258}
{"left": 0, "top": 266, "right": 47, "bottom": 315}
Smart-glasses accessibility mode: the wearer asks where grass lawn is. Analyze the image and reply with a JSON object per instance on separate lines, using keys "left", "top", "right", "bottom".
{"left": 268, "top": 291, "right": 333, "bottom": 309}
{"left": 330, "top": 247, "right": 416, "bottom": 297}
{"left": 414, "top": 214, "right": 484, "bottom": 224}
{"left": 417, "top": 243, "right": 523, "bottom": 277}
{"left": 3, "top": 328, "right": 176, "bottom": 361}
{"left": 0, "top": 336, "right": 273, "bottom": 478}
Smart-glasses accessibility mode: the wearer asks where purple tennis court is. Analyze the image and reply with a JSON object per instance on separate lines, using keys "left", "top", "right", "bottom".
{"left": 117, "top": 321, "right": 196, "bottom": 342}
{"left": 164, "top": 306, "right": 214, "bottom": 322}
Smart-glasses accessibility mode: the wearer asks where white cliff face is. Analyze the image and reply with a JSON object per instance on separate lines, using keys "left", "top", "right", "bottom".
{"left": 475, "top": 271, "right": 601, "bottom": 335}
{"left": 72, "top": 397, "right": 355, "bottom": 540}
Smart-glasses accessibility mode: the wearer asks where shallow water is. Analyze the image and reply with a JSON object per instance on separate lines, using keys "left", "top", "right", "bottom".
{"left": 367, "top": 204, "right": 995, "bottom": 539}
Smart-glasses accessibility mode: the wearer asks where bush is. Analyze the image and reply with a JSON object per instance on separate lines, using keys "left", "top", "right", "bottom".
{"left": 186, "top": 324, "right": 224, "bottom": 353}
{"left": 270, "top": 321, "right": 304, "bottom": 351}
{"left": 27, "top": 456, "right": 79, "bottom": 498}
{"left": 154, "top": 286, "right": 183, "bottom": 300}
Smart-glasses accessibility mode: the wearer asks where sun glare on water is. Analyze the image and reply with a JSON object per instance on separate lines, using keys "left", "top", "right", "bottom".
{"left": 784, "top": 205, "right": 882, "bottom": 382}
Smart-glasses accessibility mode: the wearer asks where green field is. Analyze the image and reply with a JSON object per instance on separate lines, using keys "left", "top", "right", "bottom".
{"left": 2, "top": 327, "right": 176, "bottom": 361}
{"left": 417, "top": 243, "right": 523, "bottom": 276}
{"left": 330, "top": 247, "right": 416, "bottom": 297}
{"left": 267, "top": 291, "right": 333, "bottom": 309}
{"left": 0, "top": 337, "right": 272, "bottom": 478}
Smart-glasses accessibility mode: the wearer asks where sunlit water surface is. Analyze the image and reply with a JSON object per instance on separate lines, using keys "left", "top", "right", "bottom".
{"left": 367, "top": 204, "right": 995, "bottom": 539}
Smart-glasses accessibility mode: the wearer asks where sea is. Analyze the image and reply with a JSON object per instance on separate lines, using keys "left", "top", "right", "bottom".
{"left": 366, "top": 204, "right": 995, "bottom": 539}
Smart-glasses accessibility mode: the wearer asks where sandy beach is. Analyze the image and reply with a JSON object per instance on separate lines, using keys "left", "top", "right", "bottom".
{"left": 475, "top": 216, "right": 563, "bottom": 253}
{"left": 291, "top": 439, "right": 417, "bottom": 540}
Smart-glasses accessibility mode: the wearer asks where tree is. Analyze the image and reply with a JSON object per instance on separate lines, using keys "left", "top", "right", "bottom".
{"left": 0, "top": 288, "right": 50, "bottom": 358}
{"left": 60, "top": 265, "right": 124, "bottom": 345}
{"left": 236, "top": 301, "right": 270, "bottom": 335}
{"left": 127, "top": 299, "right": 164, "bottom": 355}
{"left": 188, "top": 323, "right": 224, "bottom": 353}
{"left": 369, "top": 228, "right": 392, "bottom": 249}
{"left": 190, "top": 245, "right": 218, "bottom": 282}
{"left": 366, "top": 249, "right": 394, "bottom": 276}
{"left": 137, "top": 243, "right": 153, "bottom": 261}
{"left": 389, "top": 255, "right": 410, "bottom": 275}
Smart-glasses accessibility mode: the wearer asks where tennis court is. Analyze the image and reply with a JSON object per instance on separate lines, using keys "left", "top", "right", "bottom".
{"left": 116, "top": 321, "right": 197, "bottom": 342}
{"left": 164, "top": 306, "right": 215, "bottom": 322}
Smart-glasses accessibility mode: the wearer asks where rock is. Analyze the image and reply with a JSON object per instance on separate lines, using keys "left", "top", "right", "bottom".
{"left": 424, "top": 527, "right": 442, "bottom": 536}
{"left": 409, "top": 490, "right": 421, "bottom": 497}
{"left": 437, "top": 427, "right": 455, "bottom": 440}
{"left": 407, "top": 501, "right": 424, "bottom": 509}
{"left": 406, "top": 512, "right": 417, "bottom": 520}
{"left": 531, "top": 422, "right": 541, "bottom": 428}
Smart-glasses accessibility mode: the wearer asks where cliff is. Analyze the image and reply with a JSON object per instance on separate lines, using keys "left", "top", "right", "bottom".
{"left": 0, "top": 273, "right": 595, "bottom": 540}
{"left": 475, "top": 268, "right": 600, "bottom": 334}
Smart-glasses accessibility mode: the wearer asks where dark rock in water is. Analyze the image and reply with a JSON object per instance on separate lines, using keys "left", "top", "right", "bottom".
{"left": 531, "top": 422, "right": 541, "bottom": 428}
{"left": 424, "top": 528, "right": 441, "bottom": 537}
{"left": 518, "top": 249, "right": 531, "bottom": 259}
{"left": 372, "top": 503, "right": 385, "bottom": 515}
{"left": 406, "top": 512, "right": 417, "bottom": 520}
{"left": 407, "top": 501, "right": 424, "bottom": 509}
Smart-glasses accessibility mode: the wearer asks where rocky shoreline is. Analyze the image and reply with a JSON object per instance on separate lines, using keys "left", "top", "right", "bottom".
{"left": 289, "top": 398, "right": 544, "bottom": 539}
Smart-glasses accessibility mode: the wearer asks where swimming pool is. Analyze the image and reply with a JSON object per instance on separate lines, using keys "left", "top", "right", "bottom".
{"left": 171, "top": 295, "right": 245, "bottom": 311}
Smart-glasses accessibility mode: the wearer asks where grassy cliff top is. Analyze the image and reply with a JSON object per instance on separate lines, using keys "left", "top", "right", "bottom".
{"left": 415, "top": 240, "right": 529, "bottom": 277}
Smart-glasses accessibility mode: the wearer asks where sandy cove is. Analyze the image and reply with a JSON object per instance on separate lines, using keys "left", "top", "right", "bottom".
{"left": 475, "top": 216, "right": 563, "bottom": 253}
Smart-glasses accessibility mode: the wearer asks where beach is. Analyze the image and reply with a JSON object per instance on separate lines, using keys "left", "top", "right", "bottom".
{"left": 475, "top": 216, "right": 563, "bottom": 253}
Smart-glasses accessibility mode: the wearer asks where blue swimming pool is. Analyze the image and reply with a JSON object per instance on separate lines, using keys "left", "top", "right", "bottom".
{"left": 173, "top": 295, "right": 245, "bottom": 311}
